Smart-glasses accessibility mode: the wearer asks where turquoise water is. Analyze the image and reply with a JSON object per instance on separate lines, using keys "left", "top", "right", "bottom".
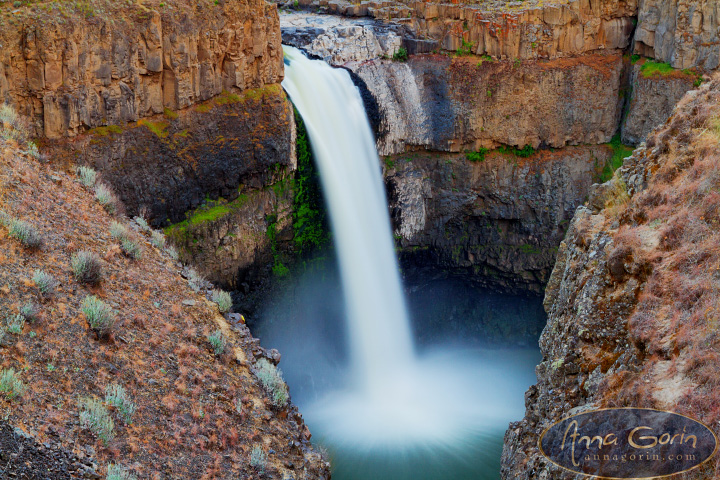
{"left": 265, "top": 46, "right": 544, "bottom": 480}
{"left": 256, "top": 271, "right": 542, "bottom": 480}
{"left": 306, "top": 347, "right": 541, "bottom": 480}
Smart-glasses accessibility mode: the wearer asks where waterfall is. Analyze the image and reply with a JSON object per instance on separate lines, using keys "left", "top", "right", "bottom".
{"left": 279, "top": 47, "right": 538, "bottom": 467}
{"left": 282, "top": 46, "right": 414, "bottom": 397}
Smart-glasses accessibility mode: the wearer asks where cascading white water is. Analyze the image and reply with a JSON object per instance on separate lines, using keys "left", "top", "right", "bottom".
{"left": 282, "top": 46, "right": 414, "bottom": 398}
{"left": 279, "top": 47, "right": 537, "bottom": 462}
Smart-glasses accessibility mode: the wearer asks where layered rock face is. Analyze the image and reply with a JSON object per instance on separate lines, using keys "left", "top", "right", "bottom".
{"left": 355, "top": 53, "right": 626, "bottom": 155}
{"left": 634, "top": 0, "right": 720, "bottom": 70}
{"left": 71, "top": 85, "right": 295, "bottom": 226}
{"left": 291, "top": 0, "right": 637, "bottom": 61}
{"left": 387, "top": 147, "right": 611, "bottom": 294}
{"left": 0, "top": 0, "right": 283, "bottom": 138}
{"left": 621, "top": 61, "right": 697, "bottom": 144}
{"left": 501, "top": 77, "right": 720, "bottom": 479}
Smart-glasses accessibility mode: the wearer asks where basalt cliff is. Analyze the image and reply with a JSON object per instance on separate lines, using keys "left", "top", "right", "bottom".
{"left": 501, "top": 73, "right": 720, "bottom": 480}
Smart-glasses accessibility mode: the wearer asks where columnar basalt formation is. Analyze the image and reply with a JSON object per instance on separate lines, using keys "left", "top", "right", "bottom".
{"left": 354, "top": 53, "right": 626, "bottom": 155}
{"left": 633, "top": 0, "right": 720, "bottom": 70}
{"left": 0, "top": 0, "right": 283, "bottom": 138}
{"left": 387, "top": 146, "right": 612, "bottom": 294}
{"left": 292, "top": 0, "right": 638, "bottom": 61}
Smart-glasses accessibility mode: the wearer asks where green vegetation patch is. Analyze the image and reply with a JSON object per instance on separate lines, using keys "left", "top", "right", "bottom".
{"left": 166, "top": 194, "right": 250, "bottom": 238}
{"left": 392, "top": 47, "right": 408, "bottom": 62}
{"left": 138, "top": 119, "right": 169, "bottom": 138}
{"left": 89, "top": 125, "right": 123, "bottom": 137}
{"left": 466, "top": 148, "right": 489, "bottom": 162}
{"left": 599, "top": 134, "right": 634, "bottom": 183}
{"left": 497, "top": 144, "right": 536, "bottom": 158}
{"left": 194, "top": 103, "right": 214, "bottom": 113}
{"left": 638, "top": 58, "right": 703, "bottom": 84}
{"left": 640, "top": 59, "right": 674, "bottom": 78}
{"left": 518, "top": 244, "right": 541, "bottom": 255}
{"left": 163, "top": 107, "right": 179, "bottom": 120}
{"left": 465, "top": 144, "right": 536, "bottom": 163}
{"left": 214, "top": 90, "right": 242, "bottom": 106}
{"left": 243, "top": 84, "right": 283, "bottom": 102}
{"left": 292, "top": 110, "right": 330, "bottom": 256}
{"left": 455, "top": 39, "right": 474, "bottom": 57}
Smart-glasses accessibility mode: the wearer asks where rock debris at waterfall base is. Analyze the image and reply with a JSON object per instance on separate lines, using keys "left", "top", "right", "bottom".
{"left": 0, "top": 138, "right": 329, "bottom": 478}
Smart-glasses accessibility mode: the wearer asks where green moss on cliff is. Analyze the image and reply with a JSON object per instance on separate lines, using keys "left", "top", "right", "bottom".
{"left": 164, "top": 194, "right": 250, "bottom": 242}
{"left": 292, "top": 110, "right": 330, "bottom": 256}
{"left": 89, "top": 125, "right": 123, "bottom": 136}
{"left": 138, "top": 119, "right": 169, "bottom": 138}
{"left": 640, "top": 59, "right": 675, "bottom": 78}
{"left": 599, "top": 134, "right": 633, "bottom": 183}
{"left": 163, "top": 107, "right": 179, "bottom": 120}
{"left": 464, "top": 144, "right": 536, "bottom": 163}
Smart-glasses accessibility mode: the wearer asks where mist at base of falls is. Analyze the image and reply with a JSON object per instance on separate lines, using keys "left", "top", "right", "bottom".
{"left": 253, "top": 260, "right": 544, "bottom": 480}
{"left": 277, "top": 46, "right": 544, "bottom": 479}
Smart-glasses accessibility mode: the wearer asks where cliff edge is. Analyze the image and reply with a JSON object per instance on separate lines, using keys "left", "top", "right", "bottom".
{"left": 502, "top": 75, "right": 720, "bottom": 479}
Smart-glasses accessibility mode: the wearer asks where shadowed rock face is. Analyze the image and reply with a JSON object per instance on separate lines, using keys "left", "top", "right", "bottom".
{"left": 66, "top": 86, "right": 295, "bottom": 227}
{"left": 386, "top": 146, "right": 611, "bottom": 294}
{"left": 0, "top": 0, "right": 283, "bottom": 138}
{"left": 621, "top": 63, "right": 697, "bottom": 145}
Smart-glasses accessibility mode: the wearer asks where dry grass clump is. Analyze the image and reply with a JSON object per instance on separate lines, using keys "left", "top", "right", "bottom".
{"left": 32, "top": 269, "right": 58, "bottom": 296}
{"left": 77, "top": 166, "right": 97, "bottom": 187}
{"left": 79, "top": 397, "right": 114, "bottom": 443}
{"left": 7, "top": 218, "right": 43, "bottom": 249}
{"left": 71, "top": 250, "right": 103, "bottom": 285}
{"left": 211, "top": 289, "right": 232, "bottom": 314}
{"left": 81, "top": 295, "right": 116, "bottom": 339}
{"left": 95, "top": 182, "right": 120, "bottom": 214}
{"left": 254, "top": 358, "right": 289, "bottom": 407}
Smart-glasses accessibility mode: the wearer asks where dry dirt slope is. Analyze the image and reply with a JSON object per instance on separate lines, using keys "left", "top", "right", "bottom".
{"left": 502, "top": 75, "right": 720, "bottom": 479}
{"left": 0, "top": 112, "right": 329, "bottom": 479}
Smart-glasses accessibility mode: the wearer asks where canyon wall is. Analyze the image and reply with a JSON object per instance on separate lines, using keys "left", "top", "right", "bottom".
{"left": 633, "top": 0, "right": 720, "bottom": 70}
{"left": 621, "top": 61, "right": 698, "bottom": 144}
{"left": 387, "top": 146, "right": 612, "bottom": 294}
{"left": 288, "top": 0, "right": 719, "bottom": 73}
{"left": 293, "top": 0, "right": 638, "bottom": 61}
{"left": 2, "top": 0, "right": 299, "bottom": 297}
{"left": 282, "top": 13, "right": 629, "bottom": 291}
{"left": 355, "top": 53, "right": 625, "bottom": 155}
{"left": 0, "top": 0, "right": 283, "bottom": 138}
{"left": 501, "top": 77, "right": 720, "bottom": 479}
{"left": 68, "top": 86, "right": 295, "bottom": 226}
